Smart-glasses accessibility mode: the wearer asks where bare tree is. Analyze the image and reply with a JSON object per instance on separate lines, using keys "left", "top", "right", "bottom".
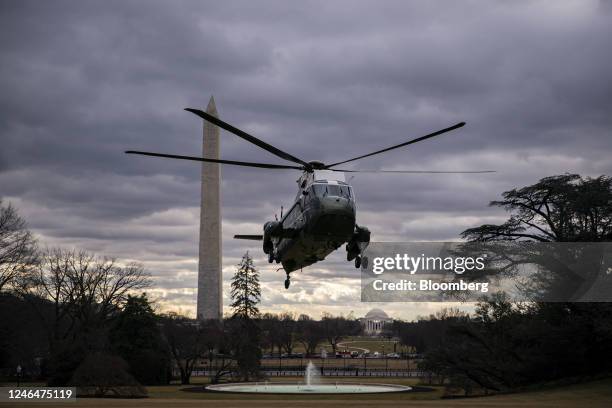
{"left": 321, "top": 313, "right": 357, "bottom": 354}
{"left": 296, "top": 314, "right": 324, "bottom": 357}
{"left": 260, "top": 313, "right": 281, "bottom": 354}
{"left": 161, "top": 314, "right": 206, "bottom": 385}
{"left": 278, "top": 312, "right": 296, "bottom": 354}
{"left": 0, "top": 201, "right": 38, "bottom": 292}
{"left": 25, "top": 248, "right": 150, "bottom": 348}
{"left": 201, "top": 319, "right": 233, "bottom": 384}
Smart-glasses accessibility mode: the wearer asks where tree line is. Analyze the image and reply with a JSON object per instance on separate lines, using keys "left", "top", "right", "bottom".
{"left": 2, "top": 173, "right": 611, "bottom": 395}
{"left": 395, "top": 175, "right": 612, "bottom": 395}
{"left": 0, "top": 211, "right": 363, "bottom": 391}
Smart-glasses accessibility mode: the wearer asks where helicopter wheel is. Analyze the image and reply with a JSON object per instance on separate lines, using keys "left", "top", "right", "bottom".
{"left": 355, "top": 255, "right": 361, "bottom": 269}
{"left": 268, "top": 252, "right": 274, "bottom": 263}
{"left": 284, "top": 277, "right": 290, "bottom": 289}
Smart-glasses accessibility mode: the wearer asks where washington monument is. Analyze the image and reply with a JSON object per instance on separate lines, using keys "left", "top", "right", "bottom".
{"left": 197, "top": 96, "right": 222, "bottom": 320}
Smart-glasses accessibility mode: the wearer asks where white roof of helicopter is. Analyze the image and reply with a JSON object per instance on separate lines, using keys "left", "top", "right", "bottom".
{"left": 313, "top": 169, "right": 345, "bottom": 183}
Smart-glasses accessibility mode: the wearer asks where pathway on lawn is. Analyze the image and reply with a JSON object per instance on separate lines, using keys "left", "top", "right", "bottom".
{"left": 336, "top": 341, "right": 370, "bottom": 353}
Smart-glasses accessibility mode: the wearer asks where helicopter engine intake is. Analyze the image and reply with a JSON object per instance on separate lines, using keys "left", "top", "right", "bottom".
{"left": 263, "top": 221, "right": 280, "bottom": 254}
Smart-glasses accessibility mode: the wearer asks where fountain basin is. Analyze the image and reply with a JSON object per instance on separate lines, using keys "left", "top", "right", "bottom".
{"left": 206, "top": 382, "right": 412, "bottom": 394}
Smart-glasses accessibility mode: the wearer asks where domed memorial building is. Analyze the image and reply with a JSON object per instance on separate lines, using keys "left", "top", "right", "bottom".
{"left": 359, "top": 308, "right": 392, "bottom": 336}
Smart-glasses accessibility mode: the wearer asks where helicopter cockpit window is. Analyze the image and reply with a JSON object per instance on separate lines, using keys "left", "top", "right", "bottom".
{"left": 312, "top": 183, "right": 352, "bottom": 198}
{"left": 312, "top": 184, "right": 326, "bottom": 197}
{"left": 337, "top": 185, "right": 351, "bottom": 198}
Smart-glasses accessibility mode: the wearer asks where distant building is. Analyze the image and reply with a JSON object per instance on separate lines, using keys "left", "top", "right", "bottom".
{"left": 359, "top": 308, "right": 392, "bottom": 336}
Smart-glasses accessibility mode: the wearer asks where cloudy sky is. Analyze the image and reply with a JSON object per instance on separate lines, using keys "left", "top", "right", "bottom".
{"left": 1, "top": 0, "right": 611, "bottom": 320}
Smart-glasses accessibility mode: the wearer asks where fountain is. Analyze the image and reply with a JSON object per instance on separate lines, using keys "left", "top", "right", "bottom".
{"left": 206, "top": 360, "right": 411, "bottom": 394}
{"left": 304, "top": 361, "right": 319, "bottom": 390}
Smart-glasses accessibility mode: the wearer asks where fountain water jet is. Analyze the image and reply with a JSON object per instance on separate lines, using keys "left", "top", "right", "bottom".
{"left": 304, "top": 361, "right": 318, "bottom": 389}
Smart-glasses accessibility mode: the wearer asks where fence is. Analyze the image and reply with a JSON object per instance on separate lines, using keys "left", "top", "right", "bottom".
{"left": 191, "top": 367, "right": 424, "bottom": 378}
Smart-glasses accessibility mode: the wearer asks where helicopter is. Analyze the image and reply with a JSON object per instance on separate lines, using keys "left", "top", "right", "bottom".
{"left": 126, "top": 108, "right": 493, "bottom": 289}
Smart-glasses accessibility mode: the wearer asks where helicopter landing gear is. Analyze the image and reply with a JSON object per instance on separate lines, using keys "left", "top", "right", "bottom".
{"left": 284, "top": 273, "right": 291, "bottom": 289}
{"left": 347, "top": 225, "right": 371, "bottom": 269}
{"left": 268, "top": 252, "right": 274, "bottom": 263}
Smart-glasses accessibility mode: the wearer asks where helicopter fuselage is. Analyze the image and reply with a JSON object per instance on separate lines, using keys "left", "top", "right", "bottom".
{"left": 262, "top": 170, "right": 368, "bottom": 274}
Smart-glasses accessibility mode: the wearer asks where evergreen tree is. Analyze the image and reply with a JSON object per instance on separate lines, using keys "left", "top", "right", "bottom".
{"left": 229, "top": 252, "right": 262, "bottom": 380}
{"left": 230, "top": 251, "right": 261, "bottom": 319}
{"left": 462, "top": 174, "right": 612, "bottom": 242}
{"left": 416, "top": 174, "right": 612, "bottom": 393}
{"left": 110, "top": 294, "right": 171, "bottom": 385}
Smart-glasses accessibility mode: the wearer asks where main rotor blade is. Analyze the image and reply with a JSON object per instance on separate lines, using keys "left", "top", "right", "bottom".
{"left": 125, "top": 150, "right": 303, "bottom": 170}
{"left": 331, "top": 168, "right": 495, "bottom": 174}
{"left": 325, "top": 122, "right": 466, "bottom": 169}
{"left": 234, "top": 235, "right": 264, "bottom": 240}
{"left": 185, "top": 108, "right": 312, "bottom": 169}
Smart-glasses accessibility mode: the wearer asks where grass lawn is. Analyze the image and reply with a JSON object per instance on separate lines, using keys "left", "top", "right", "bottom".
{"left": 287, "top": 336, "right": 408, "bottom": 355}
{"left": 3, "top": 377, "right": 611, "bottom": 407}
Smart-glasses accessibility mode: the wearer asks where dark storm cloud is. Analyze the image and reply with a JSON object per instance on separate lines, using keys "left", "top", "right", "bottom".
{"left": 1, "top": 0, "right": 611, "bottom": 318}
